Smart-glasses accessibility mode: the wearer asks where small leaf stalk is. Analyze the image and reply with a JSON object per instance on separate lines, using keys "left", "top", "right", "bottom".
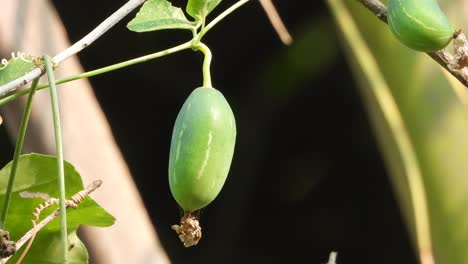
{"left": 0, "top": 78, "right": 39, "bottom": 229}
{"left": 43, "top": 55, "right": 68, "bottom": 263}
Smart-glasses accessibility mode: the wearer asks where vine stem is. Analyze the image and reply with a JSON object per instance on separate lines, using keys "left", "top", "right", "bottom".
{"left": 0, "top": 0, "right": 146, "bottom": 95}
{"left": 0, "top": 41, "right": 193, "bottom": 107}
{"left": 0, "top": 79, "right": 39, "bottom": 229}
{"left": 0, "top": 0, "right": 253, "bottom": 103}
{"left": 198, "top": 0, "right": 251, "bottom": 39}
{"left": 355, "top": 0, "right": 468, "bottom": 88}
{"left": 43, "top": 55, "right": 68, "bottom": 263}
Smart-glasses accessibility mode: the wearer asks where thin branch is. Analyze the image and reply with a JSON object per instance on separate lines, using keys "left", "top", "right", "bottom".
{"left": 356, "top": 0, "right": 387, "bottom": 23}
{"left": 53, "top": 0, "right": 145, "bottom": 64}
{"left": 0, "top": 0, "right": 146, "bottom": 95}
{"left": 0, "top": 180, "right": 102, "bottom": 264}
{"left": 258, "top": 0, "right": 293, "bottom": 45}
{"left": 9, "top": 212, "right": 59, "bottom": 264}
{"left": 356, "top": 0, "right": 468, "bottom": 88}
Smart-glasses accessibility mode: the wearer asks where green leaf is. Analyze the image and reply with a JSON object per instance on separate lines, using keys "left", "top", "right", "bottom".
{"left": 0, "top": 53, "right": 35, "bottom": 87}
{"left": 14, "top": 231, "right": 88, "bottom": 264}
{"left": 0, "top": 153, "right": 115, "bottom": 263}
{"left": 187, "top": 0, "right": 222, "bottom": 21}
{"left": 127, "top": 0, "right": 195, "bottom": 32}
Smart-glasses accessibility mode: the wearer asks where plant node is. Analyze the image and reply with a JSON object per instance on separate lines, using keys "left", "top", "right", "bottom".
{"left": 448, "top": 32, "right": 468, "bottom": 79}
{"left": 171, "top": 212, "right": 202, "bottom": 247}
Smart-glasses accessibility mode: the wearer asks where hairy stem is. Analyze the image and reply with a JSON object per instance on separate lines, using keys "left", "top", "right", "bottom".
{"left": 43, "top": 55, "right": 68, "bottom": 263}
{"left": 0, "top": 79, "right": 39, "bottom": 229}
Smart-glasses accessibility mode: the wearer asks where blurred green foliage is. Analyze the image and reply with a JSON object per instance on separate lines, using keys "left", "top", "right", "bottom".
{"left": 330, "top": 0, "right": 468, "bottom": 263}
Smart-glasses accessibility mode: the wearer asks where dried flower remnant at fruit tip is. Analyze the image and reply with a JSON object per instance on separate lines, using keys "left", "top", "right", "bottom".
{"left": 171, "top": 212, "right": 202, "bottom": 247}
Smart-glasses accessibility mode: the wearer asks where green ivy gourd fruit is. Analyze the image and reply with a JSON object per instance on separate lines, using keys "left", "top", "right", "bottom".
{"left": 387, "top": 0, "right": 454, "bottom": 52}
{"left": 169, "top": 87, "right": 236, "bottom": 247}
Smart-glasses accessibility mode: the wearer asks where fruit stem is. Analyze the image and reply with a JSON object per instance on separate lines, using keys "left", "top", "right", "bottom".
{"left": 197, "top": 43, "right": 213, "bottom": 88}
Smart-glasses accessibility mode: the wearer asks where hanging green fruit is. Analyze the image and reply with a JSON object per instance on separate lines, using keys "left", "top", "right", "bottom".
{"left": 169, "top": 86, "right": 236, "bottom": 247}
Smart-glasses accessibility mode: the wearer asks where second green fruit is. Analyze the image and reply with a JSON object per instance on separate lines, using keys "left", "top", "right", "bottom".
{"left": 387, "top": 0, "right": 454, "bottom": 52}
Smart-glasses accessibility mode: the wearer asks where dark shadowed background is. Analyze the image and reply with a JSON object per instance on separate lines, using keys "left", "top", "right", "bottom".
{"left": 0, "top": 1, "right": 418, "bottom": 263}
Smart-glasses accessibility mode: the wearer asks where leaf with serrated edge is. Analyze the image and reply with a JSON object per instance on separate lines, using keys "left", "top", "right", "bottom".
{"left": 187, "top": 0, "right": 222, "bottom": 21}
{"left": 0, "top": 153, "right": 115, "bottom": 263}
{"left": 127, "top": 0, "right": 195, "bottom": 32}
